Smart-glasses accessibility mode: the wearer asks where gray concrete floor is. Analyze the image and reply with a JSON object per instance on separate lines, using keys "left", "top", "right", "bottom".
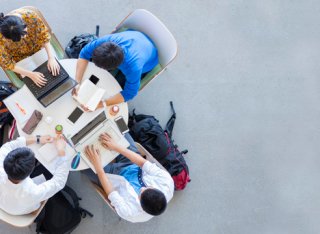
{"left": 1, "top": 0, "right": 320, "bottom": 233}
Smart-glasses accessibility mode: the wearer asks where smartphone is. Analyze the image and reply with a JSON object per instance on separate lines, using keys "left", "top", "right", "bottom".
{"left": 89, "top": 75, "right": 99, "bottom": 85}
{"left": 67, "top": 107, "right": 84, "bottom": 125}
{"left": 114, "top": 116, "right": 129, "bottom": 134}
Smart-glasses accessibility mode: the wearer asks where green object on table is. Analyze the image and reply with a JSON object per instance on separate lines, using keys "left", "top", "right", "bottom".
{"left": 55, "top": 124, "right": 63, "bottom": 134}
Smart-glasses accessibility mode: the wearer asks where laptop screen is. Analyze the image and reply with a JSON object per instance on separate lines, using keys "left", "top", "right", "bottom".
{"left": 71, "top": 111, "right": 107, "bottom": 145}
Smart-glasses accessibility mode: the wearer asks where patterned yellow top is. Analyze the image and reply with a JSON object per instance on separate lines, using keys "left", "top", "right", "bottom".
{"left": 0, "top": 9, "right": 51, "bottom": 70}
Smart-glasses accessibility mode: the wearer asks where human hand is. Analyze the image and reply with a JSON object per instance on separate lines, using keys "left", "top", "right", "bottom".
{"left": 80, "top": 104, "right": 91, "bottom": 112}
{"left": 80, "top": 101, "right": 103, "bottom": 112}
{"left": 55, "top": 135, "right": 66, "bottom": 156}
{"left": 84, "top": 145, "right": 102, "bottom": 169}
{"left": 99, "top": 133, "right": 119, "bottom": 151}
{"left": 71, "top": 84, "right": 80, "bottom": 96}
{"left": 40, "top": 135, "right": 54, "bottom": 144}
{"left": 96, "top": 101, "right": 104, "bottom": 109}
{"left": 29, "top": 71, "right": 47, "bottom": 87}
{"left": 47, "top": 57, "right": 60, "bottom": 76}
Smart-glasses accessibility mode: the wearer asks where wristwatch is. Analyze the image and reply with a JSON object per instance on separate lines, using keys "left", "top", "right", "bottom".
{"left": 36, "top": 135, "right": 41, "bottom": 144}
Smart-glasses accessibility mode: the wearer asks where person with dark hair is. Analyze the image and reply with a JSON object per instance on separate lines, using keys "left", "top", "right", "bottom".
{"left": 83, "top": 132, "right": 173, "bottom": 222}
{"left": 0, "top": 8, "right": 60, "bottom": 87}
{"left": 0, "top": 135, "right": 70, "bottom": 215}
{"left": 73, "top": 30, "right": 158, "bottom": 106}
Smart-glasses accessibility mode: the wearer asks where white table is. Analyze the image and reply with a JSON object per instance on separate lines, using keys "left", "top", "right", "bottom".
{"left": 8, "top": 59, "right": 128, "bottom": 172}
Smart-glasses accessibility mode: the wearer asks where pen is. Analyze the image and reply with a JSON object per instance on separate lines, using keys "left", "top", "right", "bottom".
{"left": 62, "top": 133, "right": 74, "bottom": 149}
{"left": 15, "top": 102, "right": 26, "bottom": 115}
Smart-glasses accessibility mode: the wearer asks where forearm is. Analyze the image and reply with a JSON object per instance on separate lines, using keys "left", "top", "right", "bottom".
{"left": 96, "top": 167, "right": 114, "bottom": 195}
{"left": 115, "top": 146, "right": 146, "bottom": 168}
{"left": 75, "top": 58, "right": 88, "bottom": 83}
{"left": 44, "top": 42, "right": 54, "bottom": 59}
{"left": 12, "top": 66, "right": 32, "bottom": 78}
{"left": 37, "top": 160, "right": 70, "bottom": 201}
{"left": 105, "top": 93, "right": 125, "bottom": 106}
{"left": 26, "top": 136, "right": 37, "bottom": 145}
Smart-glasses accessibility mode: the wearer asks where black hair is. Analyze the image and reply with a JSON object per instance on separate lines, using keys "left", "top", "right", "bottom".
{"left": 92, "top": 42, "right": 124, "bottom": 70}
{"left": 3, "top": 147, "right": 35, "bottom": 181}
{"left": 0, "top": 13, "right": 27, "bottom": 42}
{"left": 140, "top": 188, "right": 167, "bottom": 216}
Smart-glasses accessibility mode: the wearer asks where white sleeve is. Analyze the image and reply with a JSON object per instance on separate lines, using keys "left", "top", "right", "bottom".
{"left": 108, "top": 191, "right": 136, "bottom": 219}
{"left": 142, "top": 161, "right": 172, "bottom": 180}
{"left": 0, "top": 137, "right": 26, "bottom": 165}
{"left": 32, "top": 158, "right": 70, "bottom": 202}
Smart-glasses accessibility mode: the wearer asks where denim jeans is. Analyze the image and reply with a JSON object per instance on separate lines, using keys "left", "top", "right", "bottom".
{"left": 82, "top": 133, "right": 139, "bottom": 184}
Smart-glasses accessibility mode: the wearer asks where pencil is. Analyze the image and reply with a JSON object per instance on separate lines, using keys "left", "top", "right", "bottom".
{"left": 15, "top": 102, "right": 26, "bottom": 115}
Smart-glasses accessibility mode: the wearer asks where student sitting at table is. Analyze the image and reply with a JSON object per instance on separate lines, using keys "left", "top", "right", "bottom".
{"left": 0, "top": 8, "right": 60, "bottom": 87}
{"left": 0, "top": 135, "right": 69, "bottom": 215}
{"left": 73, "top": 30, "right": 158, "bottom": 107}
{"left": 83, "top": 132, "right": 174, "bottom": 223}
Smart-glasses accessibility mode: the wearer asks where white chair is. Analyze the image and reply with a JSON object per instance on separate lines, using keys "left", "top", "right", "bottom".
{"left": 135, "top": 142, "right": 167, "bottom": 171}
{"left": 0, "top": 201, "right": 46, "bottom": 228}
{"left": 113, "top": 9, "right": 178, "bottom": 90}
{"left": 89, "top": 181, "right": 120, "bottom": 219}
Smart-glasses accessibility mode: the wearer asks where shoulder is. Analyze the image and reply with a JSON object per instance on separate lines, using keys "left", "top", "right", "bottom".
{"left": 16, "top": 9, "right": 41, "bottom": 24}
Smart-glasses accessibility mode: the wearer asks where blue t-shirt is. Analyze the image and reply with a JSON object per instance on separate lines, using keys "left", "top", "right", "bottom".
{"left": 119, "top": 164, "right": 144, "bottom": 195}
{"left": 79, "top": 31, "right": 158, "bottom": 101}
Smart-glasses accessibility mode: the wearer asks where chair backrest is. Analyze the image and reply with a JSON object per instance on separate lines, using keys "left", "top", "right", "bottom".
{"left": 90, "top": 182, "right": 117, "bottom": 214}
{"left": 115, "top": 9, "right": 178, "bottom": 67}
{"left": 135, "top": 142, "right": 167, "bottom": 171}
{"left": 20, "top": 6, "right": 52, "bottom": 33}
{"left": 0, "top": 201, "right": 46, "bottom": 228}
{"left": 20, "top": 6, "right": 65, "bottom": 60}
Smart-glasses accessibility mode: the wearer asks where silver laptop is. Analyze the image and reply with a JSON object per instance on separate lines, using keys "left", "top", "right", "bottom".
{"left": 70, "top": 111, "right": 129, "bottom": 172}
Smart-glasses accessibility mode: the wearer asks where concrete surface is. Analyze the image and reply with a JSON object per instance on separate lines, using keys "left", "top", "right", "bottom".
{"left": 1, "top": 0, "right": 320, "bottom": 233}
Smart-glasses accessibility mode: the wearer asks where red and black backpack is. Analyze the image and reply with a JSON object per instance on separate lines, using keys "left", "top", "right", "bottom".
{"left": 129, "top": 102, "right": 190, "bottom": 190}
{"left": 0, "top": 82, "right": 16, "bottom": 146}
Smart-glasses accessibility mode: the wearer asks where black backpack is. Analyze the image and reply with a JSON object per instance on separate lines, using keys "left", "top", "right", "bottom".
{"left": 129, "top": 102, "right": 191, "bottom": 190}
{"left": 0, "top": 82, "right": 16, "bottom": 146}
{"left": 36, "top": 185, "right": 93, "bottom": 234}
{"left": 65, "top": 25, "right": 100, "bottom": 58}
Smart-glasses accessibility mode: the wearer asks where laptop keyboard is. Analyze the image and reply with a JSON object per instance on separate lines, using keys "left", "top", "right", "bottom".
{"left": 26, "top": 68, "right": 69, "bottom": 98}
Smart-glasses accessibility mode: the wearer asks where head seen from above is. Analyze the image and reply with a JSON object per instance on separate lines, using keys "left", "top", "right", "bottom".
{"left": 92, "top": 42, "right": 124, "bottom": 71}
{"left": 0, "top": 13, "right": 27, "bottom": 42}
{"left": 140, "top": 188, "right": 167, "bottom": 216}
{"left": 4, "top": 147, "right": 35, "bottom": 182}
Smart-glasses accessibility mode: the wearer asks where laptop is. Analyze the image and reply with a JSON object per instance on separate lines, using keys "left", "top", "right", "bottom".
{"left": 70, "top": 111, "right": 130, "bottom": 173}
{"left": 24, "top": 60, "right": 77, "bottom": 107}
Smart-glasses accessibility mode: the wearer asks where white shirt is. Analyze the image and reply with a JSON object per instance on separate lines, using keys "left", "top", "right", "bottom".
{"left": 108, "top": 161, "right": 174, "bottom": 223}
{"left": 0, "top": 137, "right": 70, "bottom": 215}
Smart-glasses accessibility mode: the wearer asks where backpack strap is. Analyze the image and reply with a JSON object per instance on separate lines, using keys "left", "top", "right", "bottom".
{"left": 62, "top": 185, "right": 94, "bottom": 218}
{"left": 165, "top": 101, "right": 176, "bottom": 138}
{"left": 96, "top": 25, "right": 100, "bottom": 37}
{"left": 62, "top": 185, "right": 80, "bottom": 208}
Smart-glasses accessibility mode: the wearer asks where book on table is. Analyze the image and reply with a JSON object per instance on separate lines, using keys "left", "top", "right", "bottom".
{"left": 73, "top": 79, "right": 106, "bottom": 111}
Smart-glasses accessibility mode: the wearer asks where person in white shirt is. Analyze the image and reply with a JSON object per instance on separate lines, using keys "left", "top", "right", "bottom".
{"left": 0, "top": 135, "right": 69, "bottom": 215}
{"left": 83, "top": 132, "right": 174, "bottom": 223}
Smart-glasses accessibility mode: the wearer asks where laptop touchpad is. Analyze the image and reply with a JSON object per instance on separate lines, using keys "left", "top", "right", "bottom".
{"left": 40, "top": 79, "right": 77, "bottom": 107}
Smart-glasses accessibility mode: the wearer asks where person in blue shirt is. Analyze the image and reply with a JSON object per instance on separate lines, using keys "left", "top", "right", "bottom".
{"left": 73, "top": 30, "right": 158, "bottom": 107}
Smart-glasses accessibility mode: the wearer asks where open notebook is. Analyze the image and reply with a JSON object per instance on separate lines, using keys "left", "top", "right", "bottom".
{"left": 73, "top": 79, "right": 105, "bottom": 111}
{"left": 38, "top": 142, "right": 75, "bottom": 174}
